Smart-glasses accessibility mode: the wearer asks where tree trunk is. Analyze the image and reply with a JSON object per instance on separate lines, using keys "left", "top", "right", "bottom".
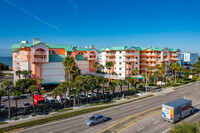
{"left": 112, "top": 88, "right": 115, "bottom": 99}
{"left": 64, "top": 91, "right": 67, "bottom": 108}
{"left": 175, "top": 71, "right": 177, "bottom": 83}
{"left": 103, "top": 84, "right": 105, "bottom": 101}
{"left": 0, "top": 96, "right": 1, "bottom": 114}
{"left": 15, "top": 99, "right": 18, "bottom": 116}
{"left": 120, "top": 85, "right": 123, "bottom": 97}
{"left": 127, "top": 83, "right": 129, "bottom": 95}
{"left": 73, "top": 96, "right": 76, "bottom": 107}
{"left": 68, "top": 69, "right": 71, "bottom": 84}
{"left": 8, "top": 92, "right": 11, "bottom": 120}
{"left": 86, "top": 91, "right": 88, "bottom": 104}
{"left": 32, "top": 94, "right": 35, "bottom": 113}
{"left": 109, "top": 68, "right": 111, "bottom": 82}
{"left": 78, "top": 93, "right": 80, "bottom": 106}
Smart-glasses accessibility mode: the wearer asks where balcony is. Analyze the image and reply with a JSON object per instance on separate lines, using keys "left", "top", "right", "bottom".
{"left": 148, "top": 64, "right": 156, "bottom": 67}
{"left": 171, "top": 53, "right": 179, "bottom": 57}
{"left": 105, "top": 58, "right": 115, "bottom": 61}
{"left": 123, "top": 59, "right": 136, "bottom": 62}
{"left": 141, "top": 53, "right": 157, "bottom": 56}
{"left": 22, "top": 52, "right": 28, "bottom": 55}
{"left": 171, "top": 58, "right": 180, "bottom": 61}
{"left": 14, "top": 58, "right": 28, "bottom": 62}
{"left": 34, "top": 51, "right": 47, "bottom": 55}
{"left": 88, "top": 57, "right": 97, "bottom": 60}
{"left": 140, "top": 63, "right": 148, "bottom": 66}
{"left": 34, "top": 58, "right": 48, "bottom": 63}
{"left": 105, "top": 53, "right": 115, "bottom": 56}
{"left": 89, "top": 53, "right": 96, "bottom": 56}
{"left": 14, "top": 52, "right": 19, "bottom": 55}
{"left": 124, "top": 53, "right": 136, "bottom": 56}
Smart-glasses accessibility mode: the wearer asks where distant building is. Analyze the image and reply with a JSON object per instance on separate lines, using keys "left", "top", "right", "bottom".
{"left": 178, "top": 52, "right": 199, "bottom": 66}
{"left": 10, "top": 38, "right": 97, "bottom": 85}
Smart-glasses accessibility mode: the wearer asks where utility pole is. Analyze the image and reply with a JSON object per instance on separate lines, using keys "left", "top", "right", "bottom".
{"left": 7, "top": 88, "right": 11, "bottom": 120}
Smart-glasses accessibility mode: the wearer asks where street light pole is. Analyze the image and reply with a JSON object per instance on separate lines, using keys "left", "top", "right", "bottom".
{"left": 146, "top": 67, "right": 148, "bottom": 94}
{"left": 7, "top": 88, "right": 11, "bottom": 120}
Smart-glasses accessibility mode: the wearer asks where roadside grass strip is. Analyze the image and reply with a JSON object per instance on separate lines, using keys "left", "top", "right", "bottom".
{"left": 97, "top": 105, "right": 161, "bottom": 133}
{"left": 0, "top": 95, "right": 153, "bottom": 133}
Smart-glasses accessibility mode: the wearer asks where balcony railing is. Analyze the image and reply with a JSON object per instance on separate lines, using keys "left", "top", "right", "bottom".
{"left": 34, "top": 51, "right": 47, "bottom": 55}
{"left": 171, "top": 58, "right": 180, "bottom": 61}
{"left": 14, "top": 52, "right": 19, "bottom": 55}
{"left": 22, "top": 52, "right": 28, "bottom": 55}
{"left": 14, "top": 58, "right": 28, "bottom": 62}
{"left": 123, "top": 59, "right": 136, "bottom": 62}
{"left": 88, "top": 57, "right": 96, "bottom": 60}
{"left": 89, "top": 53, "right": 96, "bottom": 56}
{"left": 124, "top": 53, "right": 136, "bottom": 56}
{"left": 105, "top": 53, "right": 115, "bottom": 56}
{"left": 171, "top": 54, "right": 178, "bottom": 56}
{"left": 141, "top": 53, "right": 157, "bottom": 56}
{"left": 105, "top": 58, "right": 115, "bottom": 61}
{"left": 34, "top": 59, "right": 48, "bottom": 62}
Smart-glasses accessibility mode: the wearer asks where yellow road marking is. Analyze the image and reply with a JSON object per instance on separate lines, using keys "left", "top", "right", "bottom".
{"left": 3, "top": 128, "right": 24, "bottom": 133}
{"left": 116, "top": 111, "right": 161, "bottom": 133}
{"left": 97, "top": 105, "right": 161, "bottom": 133}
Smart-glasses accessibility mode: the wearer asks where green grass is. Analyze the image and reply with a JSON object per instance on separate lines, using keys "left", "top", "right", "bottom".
{"left": 0, "top": 122, "right": 8, "bottom": 125}
{"left": 90, "top": 101, "right": 115, "bottom": 106}
{"left": 0, "top": 95, "right": 153, "bottom": 132}
{"left": 57, "top": 108, "right": 73, "bottom": 112}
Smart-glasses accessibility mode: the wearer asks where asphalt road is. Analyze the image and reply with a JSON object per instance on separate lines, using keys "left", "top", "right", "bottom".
{"left": 15, "top": 81, "right": 200, "bottom": 133}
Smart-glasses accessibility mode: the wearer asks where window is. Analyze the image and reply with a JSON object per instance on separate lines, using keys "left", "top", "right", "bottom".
{"left": 129, "top": 63, "right": 131, "bottom": 65}
{"left": 135, "top": 57, "right": 138, "bottom": 59}
{"left": 115, "top": 67, "right": 116, "bottom": 70}
{"left": 135, "top": 62, "right": 138, "bottom": 64}
{"left": 126, "top": 68, "right": 128, "bottom": 70}
{"left": 49, "top": 50, "right": 56, "bottom": 55}
{"left": 119, "top": 68, "right": 122, "bottom": 70}
{"left": 129, "top": 74, "right": 131, "bottom": 76}
{"left": 119, "top": 62, "right": 122, "bottom": 65}
{"left": 129, "top": 68, "right": 131, "bottom": 70}
{"left": 136, "top": 67, "right": 138, "bottom": 69}
{"left": 119, "top": 51, "right": 122, "bottom": 53}
{"left": 78, "top": 52, "right": 83, "bottom": 55}
{"left": 119, "top": 73, "right": 122, "bottom": 76}
{"left": 119, "top": 56, "right": 122, "bottom": 59}
{"left": 126, "top": 62, "right": 128, "bottom": 65}
{"left": 127, "top": 51, "right": 130, "bottom": 53}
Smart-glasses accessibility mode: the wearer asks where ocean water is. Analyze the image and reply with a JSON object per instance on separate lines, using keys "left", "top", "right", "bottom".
{"left": 0, "top": 57, "right": 12, "bottom": 68}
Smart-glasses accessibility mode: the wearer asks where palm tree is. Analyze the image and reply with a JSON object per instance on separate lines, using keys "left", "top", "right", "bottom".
{"left": 170, "top": 63, "right": 180, "bottom": 83}
{"left": 132, "top": 69, "right": 139, "bottom": 76}
{"left": 63, "top": 56, "right": 75, "bottom": 84}
{"left": 155, "top": 64, "right": 160, "bottom": 71}
{"left": 93, "top": 62, "right": 100, "bottom": 72}
{"left": 141, "top": 73, "right": 147, "bottom": 83}
{"left": 105, "top": 61, "right": 114, "bottom": 81}
{"left": 83, "top": 75, "right": 92, "bottom": 103}
{"left": 40, "top": 89, "right": 46, "bottom": 96}
{"left": 0, "top": 88, "right": 5, "bottom": 113}
{"left": 27, "top": 70, "right": 32, "bottom": 78}
{"left": 93, "top": 75, "right": 102, "bottom": 100}
{"left": 71, "top": 65, "right": 81, "bottom": 81}
{"left": 36, "top": 78, "right": 43, "bottom": 90}
{"left": 73, "top": 80, "right": 82, "bottom": 106}
{"left": 117, "top": 79, "right": 126, "bottom": 97}
{"left": 130, "top": 77, "right": 138, "bottom": 90}
{"left": 169, "top": 122, "right": 199, "bottom": 133}
{"left": 153, "top": 71, "right": 160, "bottom": 83}
{"left": 59, "top": 81, "right": 70, "bottom": 108}
{"left": 100, "top": 77, "right": 108, "bottom": 100}
{"left": 109, "top": 81, "right": 118, "bottom": 99}
{"left": 1, "top": 80, "right": 13, "bottom": 120}
{"left": 10, "top": 87, "right": 22, "bottom": 116}
{"left": 69, "top": 89, "right": 78, "bottom": 107}
{"left": 99, "top": 64, "right": 104, "bottom": 72}
{"left": 53, "top": 85, "right": 65, "bottom": 106}
{"left": 160, "top": 69, "right": 167, "bottom": 85}
{"left": 28, "top": 85, "right": 37, "bottom": 111}
{"left": 125, "top": 76, "right": 132, "bottom": 95}
{"left": 177, "top": 66, "right": 184, "bottom": 82}
{"left": 21, "top": 70, "right": 28, "bottom": 79}
{"left": 16, "top": 70, "right": 21, "bottom": 79}
{"left": 148, "top": 67, "right": 154, "bottom": 76}
{"left": 193, "top": 61, "right": 200, "bottom": 77}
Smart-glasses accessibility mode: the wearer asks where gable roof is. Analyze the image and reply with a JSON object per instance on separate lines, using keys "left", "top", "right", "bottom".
{"left": 100, "top": 46, "right": 135, "bottom": 51}
{"left": 49, "top": 54, "right": 65, "bottom": 62}
{"left": 10, "top": 43, "right": 73, "bottom": 52}
{"left": 74, "top": 47, "right": 97, "bottom": 51}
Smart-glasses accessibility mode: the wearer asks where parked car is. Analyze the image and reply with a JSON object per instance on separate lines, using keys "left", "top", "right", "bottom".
{"left": 22, "top": 102, "right": 31, "bottom": 108}
{"left": 67, "top": 96, "right": 78, "bottom": 101}
{"left": 79, "top": 94, "right": 86, "bottom": 100}
{"left": 85, "top": 114, "right": 107, "bottom": 126}
{"left": 46, "top": 96, "right": 56, "bottom": 104}
{"left": 0, "top": 103, "right": 6, "bottom": 111}
{"left": 87, "top": 93, "right": 93, "bottom": 98}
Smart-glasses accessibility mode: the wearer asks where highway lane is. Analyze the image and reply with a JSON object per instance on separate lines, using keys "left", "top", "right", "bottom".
{"left": 15, "top": 81, "right": 200, "bottom": 133}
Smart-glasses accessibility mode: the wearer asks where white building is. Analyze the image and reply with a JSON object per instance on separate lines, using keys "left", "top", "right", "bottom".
{"left": 179, "top": 52, "right": 199, "bottom": 65}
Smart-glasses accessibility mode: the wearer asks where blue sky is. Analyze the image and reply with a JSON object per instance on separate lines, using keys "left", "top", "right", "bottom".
{"left": 0, "top": 0, "right": 200, "bottom": 53}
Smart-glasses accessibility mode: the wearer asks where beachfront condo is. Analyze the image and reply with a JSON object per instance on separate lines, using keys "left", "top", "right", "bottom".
{"left": 11, "top": 38, "right": 97, "bottom": 85}
{"left": 99, "top": 46, "right": 180, "bottom": 77}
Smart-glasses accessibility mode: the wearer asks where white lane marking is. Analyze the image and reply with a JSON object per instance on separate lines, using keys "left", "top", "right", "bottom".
{"left": 153, "top": 120, "right": 160, "bottom": 124}
{"left": 107, "top": 121, "right": 116, "bottom": 124}
{"left": 162, "top": 128, "right": 171, "bottom": 133}
{"left": 137, "top": 127, "right": 145, "bottom": 131}
{"left": 193, "top": 102, "right": 200, "bottom": 106}
{"left": 85, "top": 128, "right": 94, "bottom": 132}
{"left": 192, "top": 113, "right": 199, "bottom": 118}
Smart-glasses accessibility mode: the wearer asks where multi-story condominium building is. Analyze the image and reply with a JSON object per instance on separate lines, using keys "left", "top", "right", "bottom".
{"left": 99, "top": 46, "right": 180, "bottom": 77}
{"left": 178, "top": 52, "right": 199, "bottom": 66}
{"left": 11, "top": 38, "right": 97, "bottom": 85}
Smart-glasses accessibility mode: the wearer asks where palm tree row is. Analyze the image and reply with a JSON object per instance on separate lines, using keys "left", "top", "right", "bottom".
{"left": 16, "top": 70, "right": 32, "bottom": 79}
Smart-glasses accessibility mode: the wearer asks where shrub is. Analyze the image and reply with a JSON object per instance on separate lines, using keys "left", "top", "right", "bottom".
{"left": 96, "top": 69, "right": 101, "bottom": 73}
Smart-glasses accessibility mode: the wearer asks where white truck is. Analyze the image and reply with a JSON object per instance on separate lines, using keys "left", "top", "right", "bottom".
{"left": 162, "top": 98, "right": 194, "bottom": 123}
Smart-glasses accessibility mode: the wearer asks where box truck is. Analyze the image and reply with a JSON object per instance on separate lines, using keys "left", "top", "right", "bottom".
{"left": 162, "top": 98, "right": 194, "bottom": 123}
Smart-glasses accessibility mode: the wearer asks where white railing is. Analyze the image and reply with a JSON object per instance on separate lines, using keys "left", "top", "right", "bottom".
{"left": 148, "top": 64, "right": 156, "bottom": 67}
{"left": 105, "top": 53, "right": 115, "bottom": 56}
{"left": 34, "top": 59, "right": 48, "bottom": 62}
{"left": 14, "top": 52, "right": 19, "bottom": 55}
{"left": 141, "top": 53, "right": 157, "bottom": 56}
{"left": 123, "top": 59, "right": 136, "bottom": 62}
{"left": 105, "top": 58, "right": 115, "bottom": 61}
{"left": 124, "top": 53, "right": 136, "bottom": 56}
{"left": 14, "top": 58, "right": 28, "bottom": 62}
{"left": 146, "top": 58, "right": 156, "bottom": 61}
{"left": 22, "top": 52, "right": 28, "bottom": 55}
{"left": 89, "top": 53, "right": 96, "bottom": 56}
{"left": 171, "top": 58, "right": 180, "bottom": 61}
{"left": 171, "top": 54, "right": 178, "bottom": 56}
{"left": 34, "top": 51, "right": 46, "bottom": 55}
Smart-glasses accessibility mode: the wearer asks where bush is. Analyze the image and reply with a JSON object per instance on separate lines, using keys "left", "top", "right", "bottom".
{"left": 192, "top": 76, "right": 199, "bottom": 81}
{"left": 101, "top": 71, "right": 105, "bottom": 74}
{"left": 148, "top": 82, "right": 157, "bottom": 86}
{"left": 96, "top": 69, "right": 101, "bottom": 73}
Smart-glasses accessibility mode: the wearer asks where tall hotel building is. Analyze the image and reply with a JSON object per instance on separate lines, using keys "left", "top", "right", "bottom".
{"left": 99, "top": 46, "right": 180, "bottom": 77}
{"left": 11, "top": 38, "right": 97, "bottom": 85}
